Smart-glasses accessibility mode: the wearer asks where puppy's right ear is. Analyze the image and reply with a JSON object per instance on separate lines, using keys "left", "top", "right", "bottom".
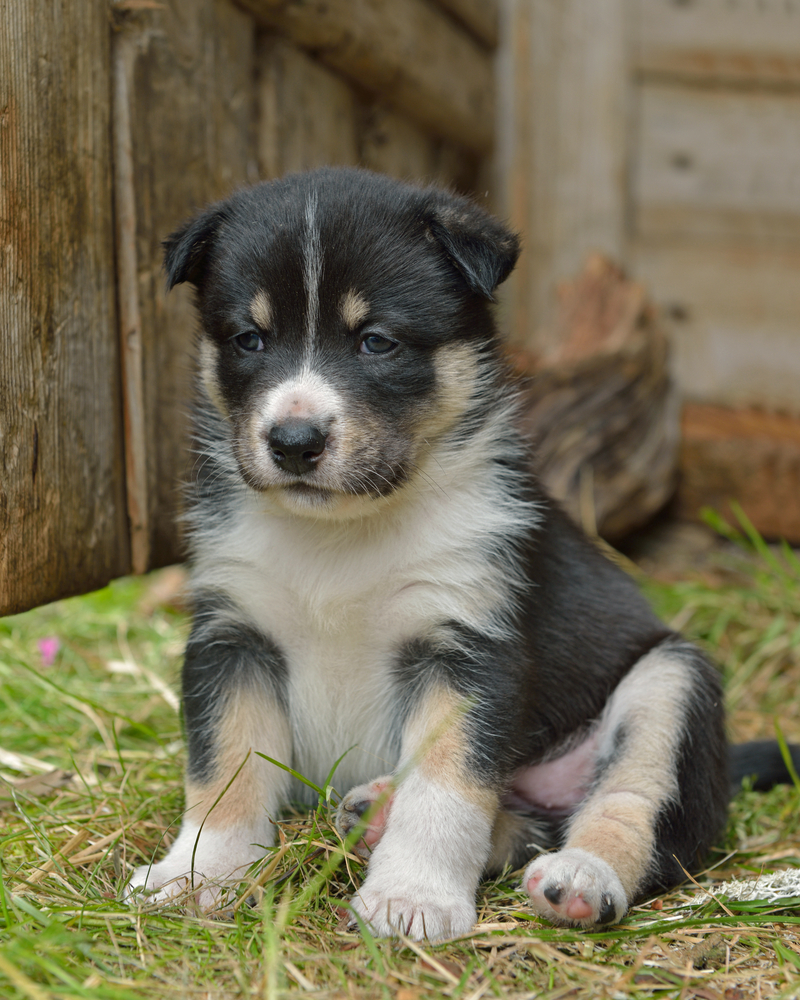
{"left": 163, "top": 205, "right": 229, "bottom": 290}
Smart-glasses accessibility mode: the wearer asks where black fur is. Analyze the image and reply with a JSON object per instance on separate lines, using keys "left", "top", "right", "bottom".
{"left": 130, "top": 168, "right": 797, "bottom": 936}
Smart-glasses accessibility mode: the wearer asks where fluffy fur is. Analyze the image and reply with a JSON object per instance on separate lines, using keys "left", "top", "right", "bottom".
{"left": 127, "top": 167, "right": 781, "bottom": 940}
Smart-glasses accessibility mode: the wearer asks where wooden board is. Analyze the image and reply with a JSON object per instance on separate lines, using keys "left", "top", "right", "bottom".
{"left": 632, "top": 241, "right": 800, "bottom": 413}
{"left": 634, "top": 83, "right": 800, "bottom": 241}
{"left": 677, "top": 404, "right": 800, "bottom": 543}
{"left": 257, "top": 39, "right": 359, "bottom": 178}
{"left": 635, "top": 0, "right": 800, "bottom": 86}
{"left": 125, "top": 0, "right": 256, "bottom": 567}
{"left": 236, "top": 0, "right": 494, "bottom": 154}
{"left": 497, "top": 0, "right": 630, "bottom": 353}
{"left": 432, "top": 0, "right": 499, "bottom": 48}
{"left": 358, "top": 105, "right": 479, "bottom": 191}
{"left": 0, "top": 0, "right": 129, "bottom": 614}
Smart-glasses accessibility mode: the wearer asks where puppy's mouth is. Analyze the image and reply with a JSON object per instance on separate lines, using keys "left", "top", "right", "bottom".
{"left": 281, "top": 481, "right": 334, "bottom": 502}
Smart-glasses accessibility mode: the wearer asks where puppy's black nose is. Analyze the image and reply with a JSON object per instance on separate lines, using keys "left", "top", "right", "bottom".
{"left": 268, "top": 419, "right": 327, "bottom": 476}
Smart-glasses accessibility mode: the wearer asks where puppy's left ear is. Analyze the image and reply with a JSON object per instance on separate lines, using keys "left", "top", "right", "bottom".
{"left": 426, "top": 194, "right": 520, "bottom": 300}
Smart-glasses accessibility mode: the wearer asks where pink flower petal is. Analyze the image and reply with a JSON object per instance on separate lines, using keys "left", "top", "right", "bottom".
{"left": 37, "top": 636, "right": 60, "bottom": 667}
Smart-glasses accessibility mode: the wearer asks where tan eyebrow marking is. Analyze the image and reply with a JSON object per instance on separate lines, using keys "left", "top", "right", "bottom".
{"left": 249, "top": 290, "right": 272, "bottom": 330}
{"left": 340, "top": 289, "right": 370, "bottom": 330}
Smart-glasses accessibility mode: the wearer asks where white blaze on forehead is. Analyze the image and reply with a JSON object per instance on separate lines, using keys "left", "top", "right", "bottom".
{"left": 250, "top": 290, "right": 272, "bottom": 330}
{"left": 260, "top": 367, "right": 344, "bottom": 428}
{"left": 303, "top": 192, "right": 322, "bottom": 345}
{"left": 340, "top": 289, "right": 370, "bottom": 330}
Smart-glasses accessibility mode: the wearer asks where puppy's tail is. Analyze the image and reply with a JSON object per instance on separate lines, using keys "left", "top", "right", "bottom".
{"left": 729, "top": 740, "right": 800, "bottom": 794}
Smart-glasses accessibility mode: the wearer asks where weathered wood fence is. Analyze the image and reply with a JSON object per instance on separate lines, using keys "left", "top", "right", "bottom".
{"left": 4, "top": 0, "right": 800, "bottom": 614}
{"left": 1, "top": 0, "right": 498, "bottom": 614}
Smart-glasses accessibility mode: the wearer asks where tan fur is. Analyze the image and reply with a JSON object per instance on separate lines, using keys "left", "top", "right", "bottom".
{"left": 184, "top": 685, "right": 291, "bottom": 829}
{"left": 250, "top": 290, "right": 272, "bottom": 330}
{"left": 563, "top": 666, "right": 687, "bottom": 897}
{"left": 199, "top": 338, "right": 228, "bottom": 417}
{"left": 340, "top": 289, "right": 370, "bottom": 330}
{"left": 416, "top": 342, "right": 480, "bottom": 441}
{"left": 403, "top": 685, "right": 497, "bottom": 818}
{"left": 487, "top": 811, "right": 547, "bottom": 873}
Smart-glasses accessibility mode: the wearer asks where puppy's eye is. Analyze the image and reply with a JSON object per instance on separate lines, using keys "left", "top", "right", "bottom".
{"left": 235, "top": 331, "right": 264, "bottom": 352}
{"left": 360, "top": 334, "right": 398, "bottom": 355}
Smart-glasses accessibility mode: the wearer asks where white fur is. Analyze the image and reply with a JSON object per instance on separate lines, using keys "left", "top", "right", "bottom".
{"left": 303, "top": 192, "right": 322, "bottom": 349}
{"left": 349, "top": 771, "right": 491, "bottom": 940}
{"left": 257, "top": 368, "right": 344, "bottom": 431}
{"left": 524, "top": 848, "right": 627, "bottom": 927}
{"left": 127, "top": 820, "right": 269, "bottom": 910}
{"left": 191, "top": 424, "right": 533, "bottom": 800}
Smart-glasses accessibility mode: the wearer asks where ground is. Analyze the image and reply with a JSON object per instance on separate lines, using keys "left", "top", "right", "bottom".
{"left": 1, "top": 512, "right": 799, "bottom": 1000}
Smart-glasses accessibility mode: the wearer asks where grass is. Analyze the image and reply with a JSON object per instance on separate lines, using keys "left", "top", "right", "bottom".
{"left": 1, "top": 529, "right": 799, "bottom": 1000}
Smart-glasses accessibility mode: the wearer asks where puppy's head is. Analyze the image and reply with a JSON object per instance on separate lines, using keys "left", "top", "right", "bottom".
{"left": 165, "top": 168, "right": 519, "bottom": 519}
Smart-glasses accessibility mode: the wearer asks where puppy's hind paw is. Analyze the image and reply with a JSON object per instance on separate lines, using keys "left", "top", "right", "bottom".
{"left": 523, "top": 848, "right": 628, "bottom": 927}
{"left": 335, "top": 775, "right": 394, "bottom": 858}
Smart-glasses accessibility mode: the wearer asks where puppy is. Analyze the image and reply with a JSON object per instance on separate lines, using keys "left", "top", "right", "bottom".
{"left": 129, "top": 167, "right": 751, "bottom": 938}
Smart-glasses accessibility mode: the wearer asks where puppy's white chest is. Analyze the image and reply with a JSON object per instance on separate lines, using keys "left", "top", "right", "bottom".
{"left": 198, "top": 513, "right": 429, "bottom": 795}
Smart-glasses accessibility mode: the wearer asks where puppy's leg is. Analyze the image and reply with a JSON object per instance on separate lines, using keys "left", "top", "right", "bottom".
{"left": 128, "top": 610, "right": 291, "bottom": 909}
{"left": 348, "top": 684, "right": 499, "bottom": 941}
{"left": 524, "top": 640, "right": 727, "bottom": 927}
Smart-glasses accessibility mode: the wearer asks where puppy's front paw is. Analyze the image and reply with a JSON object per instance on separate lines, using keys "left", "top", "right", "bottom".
{"left": 350, "top": 880, "right": 476, "bottom": 941}
{"left": 523, "top": 848, "right": 627, "bottom": 927}
{"left": 126, "top": 822, "right": 266, "bottom": 912}
{"left": 335, "top": 776, "right": 394, "bottom": 858}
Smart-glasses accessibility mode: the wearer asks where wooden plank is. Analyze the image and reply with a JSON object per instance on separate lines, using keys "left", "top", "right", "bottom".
{"left": 360, "top": 106, "right": 440, "bottom": 183}
{"left": 634, "top": 83, "right": 800, "bottom": 241}
{"left": 496, "top": 0, "right": 631, "bottom": 353}
{"left": 0, "top": 0, "right": 129, "bottom": 614}
{"left": 257, "top": 38, "right": 359, "bottom": 178}
{"left": 632, "top": 240, "right": 800, "bottom": 413}
{"left": 113, "top": 29, "right": 150, "bottom": 576}
{"left": 432, "top": 0, "right": 499, "bottom": 48}
{"left": 677, "top": 404, "right": 800, "bottom": 543}
{"left": 635, "top": 0, "right": 800, "bottom": 87}
{"left": 125, "top": 0, "right": 256, "bottom": 567}
{"left": 358, "top": 105, "right": 478, "bottom": 191}
{"left": 235, "top": 0, "right": 494, "bottom": 154}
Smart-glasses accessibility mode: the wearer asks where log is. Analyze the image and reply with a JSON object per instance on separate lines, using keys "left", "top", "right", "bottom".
{"left": 234, "top": 0, "right": 494, "bottom": 154}
{"left": 257, "top": 38, "right": 360, "bottom": 179}
{"left": 677, "top": 404, "right": 800, "bottom": 544}
{"left": 516, "top": 255, "right": 680, "bottom": 541}
{"left": 0, "top": 0, "right": 129, "bottom": 614}
{"left": 432, "top": 0, "right": 499, "bottom": 48}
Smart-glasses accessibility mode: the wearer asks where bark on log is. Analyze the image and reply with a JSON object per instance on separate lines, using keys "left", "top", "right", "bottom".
{"left": 234, "top": 0, "right": 494, "bottom": 154}
{"left": 516, "top": 255, "right": 681, "bottom": 541}
{"left": 677, "top": 404, "right": 800, "bottom": 544}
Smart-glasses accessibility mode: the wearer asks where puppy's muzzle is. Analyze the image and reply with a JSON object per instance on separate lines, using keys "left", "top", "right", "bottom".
{"left": 267, "top": 418, "right": 328, "bottom": 476}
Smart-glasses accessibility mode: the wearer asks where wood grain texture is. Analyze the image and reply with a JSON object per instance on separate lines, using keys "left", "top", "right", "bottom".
{"left": 257, "top": 38, "right": 360, "bottom": 178}
{"left": 0, "top": 0, "right": 129, "bottom": 614}
{"left": 677, "top": 404, "right": 800, "bottom": 543}
{"left": 634, "top": 83, "right": 800, "bottom": 241}
{"left": 236, "top": 0, "right": 494, "bottom": 153}
{"left": 633, "top": 240, "right": 800, "bottom": 413}
{"left": 125, "top": 0, "right": 256, "bottom": 567}
{"left": 431, "top": 0, "right": 499, "bottom": 48}
{"left": 635, "top": 0, "right": 800, "bottom": 87}
{"left": 113, "top": 30, "right": 150, "bottom": 576}
{"left": 497, "top": 0, "right": 631, "bottom": 353}
{"left": 359, "top": 105, "right": 479, "bottom": 191}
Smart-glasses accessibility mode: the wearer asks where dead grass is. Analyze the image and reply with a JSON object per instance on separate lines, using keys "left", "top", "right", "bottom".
{"left": 1, "top": 529, "right": 799, "bottom": 1000}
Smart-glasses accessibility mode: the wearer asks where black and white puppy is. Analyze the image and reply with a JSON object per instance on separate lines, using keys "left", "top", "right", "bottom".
{"left": 129, "top": 167, "right": 752, "bottom": 939}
